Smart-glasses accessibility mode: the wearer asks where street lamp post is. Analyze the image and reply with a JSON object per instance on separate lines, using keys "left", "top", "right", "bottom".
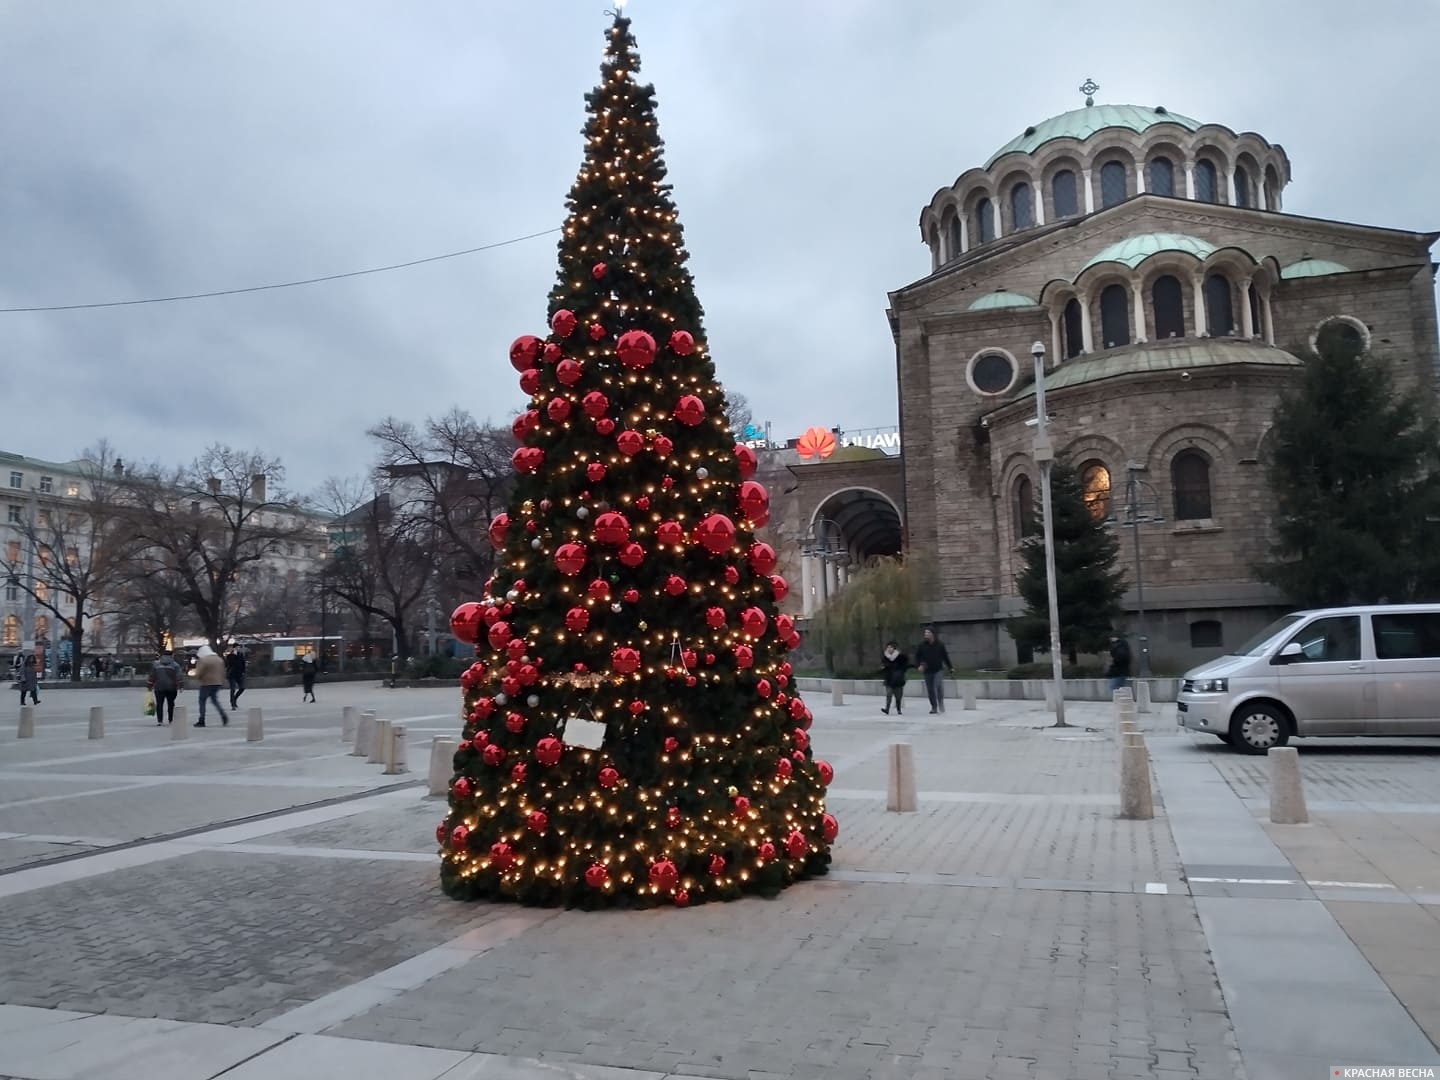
{"left": 1115, "top": 465, "right": 1165, "bottom": 679}
{"left": 1030, "top": 342, "right": 1067, "bottom": 727}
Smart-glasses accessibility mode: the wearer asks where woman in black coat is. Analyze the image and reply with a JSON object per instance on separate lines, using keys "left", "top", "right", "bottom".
{"left": 879, "top": 640, "right": 910, "bottom": 715}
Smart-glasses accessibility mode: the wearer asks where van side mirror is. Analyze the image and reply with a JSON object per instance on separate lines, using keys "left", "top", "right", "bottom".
{"left": 1274, "top": 642, "right": 1303, "bottom": 665}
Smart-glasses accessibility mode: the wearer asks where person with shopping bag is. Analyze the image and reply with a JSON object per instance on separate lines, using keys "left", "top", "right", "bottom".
{"left": 147, "top": 648, "right": 184, "bottom": 725}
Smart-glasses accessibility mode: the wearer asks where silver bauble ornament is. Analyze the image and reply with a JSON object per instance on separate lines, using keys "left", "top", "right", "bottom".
{"left": 526, "top": 694, "right": 540, "bottom": 707}
{"left": 577, "top": 506, "right": 590, "bottom": 519}
{"left": 611, "top": 602, "right": 623, "bottom": 613}
{"left": 494, "top": 693, "right": 508, "bottom": 706}
{"left": 531, "top": 538, "right": 543, "bottom": 550}
{"left": 696, "top": 467, "right": 709, "bottom": 479}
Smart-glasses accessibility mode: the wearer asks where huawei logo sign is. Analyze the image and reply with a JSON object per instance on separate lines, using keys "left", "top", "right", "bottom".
{"left": 796, "top": 427, "right": 837, "bottom": 461}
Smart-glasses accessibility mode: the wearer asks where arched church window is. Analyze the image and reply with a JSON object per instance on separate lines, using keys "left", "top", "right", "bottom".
{"left": 1052, "top": 170, "right": 1078, "bottom": 218}
{"left": 1063, "top": 298, "right": 1084, "bottom": 359}
{"left": 1148, "top": 156, "right": 1175, "bottom": 196}
{"left": 1014, "top": 476, "right": 1037, "bottom": 538}
{"left": 1100, "top": 284, "right": 1131, "bottom": 348}
{"left": 1011, "top": 182, "right": 1033, "bottom": 230}
{"left": 1316, "top": 316, "right": 1367, "bottom": 360}
{"left": 1172, "top": 449, "right": 1213, "bottom": 520}
{"left": 1195, "top": 160, "right": 1218, "bottom": 203}
{"left": 1248, "top": 284, "right": 1262, "bottom": 338}
{"left": 1100, "top": 161, "right": 1127, "bottom": 208}
{"left": 973, "top": 198, "right": 995, "bottom": 244}
{"left": 946, "top": 214, "right": 962, "bottom": 262}
{"left": 1234, "top": 165, "right": 1251, "bottom": 208}
{"left": 1204, "top": 274, "right": 1235, "bottom": 336}
{"left": 1152, "top": 275, "right": 1185, "bottom": 339}
{"left": 1080, "top": 461, "right": 1112, "bottom": 521}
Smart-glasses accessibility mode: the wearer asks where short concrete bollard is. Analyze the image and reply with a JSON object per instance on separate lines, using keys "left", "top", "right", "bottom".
{"left": 88, "top": 706, "right": 105, "bottom": 740}
{"left": 831, "top": 683, "right": 845, "bottom": 707}
{"left": 246, "top": 707, "right": 264, "bottom": 743}
{"left": 369, "top": 720, "right": 392, "bottom": 765}
{"left": 341, "top": 705, "right": 357, "bottom": 745}
{"left": 886, "top": 742, "right": 917, "bottom": 812}
{"left": 172, "top": 705, "right": 190, "bottom": 739}
{"left": 384, "top": 724, "right": 409, "bottom": 775}
{"left": 962, "top": 683, "right": 977, "bottom": 711}
{"left": 1113, "top": 687, "right": 1134, "bottom": 706}
{"left": 1136, "top": 681, "right": 1152, "bottom": 714}
{"left": 428, "top": 737, "right": 459, "bottom": 796}
{"left": 1268, "top": 746, "right": 1309, "bottom": 824}
{"left": 352, "top": 713, "right": 374, "bottom": 757}
{"left": 18, "top": 705, "right": 35, "bottom": 739}
{"left": 1119, "top": 733, "right": 1154, "bottom": 820}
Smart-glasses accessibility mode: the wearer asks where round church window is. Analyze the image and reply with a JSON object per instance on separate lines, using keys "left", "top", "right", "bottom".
{"left": 1313, "top": 315, "right": 1368, "bottom": 360}
{"left": 969, "top": 350, "right": 1017, "bottom": 396}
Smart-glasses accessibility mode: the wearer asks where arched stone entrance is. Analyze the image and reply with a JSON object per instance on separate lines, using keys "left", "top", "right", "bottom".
{"left": 799, "top": 487, "right": 904, "bottom": 615}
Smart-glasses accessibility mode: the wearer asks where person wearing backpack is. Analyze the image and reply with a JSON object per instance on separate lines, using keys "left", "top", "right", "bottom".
{"left": 148, "top": 648, "right": 184, "bottom": 725}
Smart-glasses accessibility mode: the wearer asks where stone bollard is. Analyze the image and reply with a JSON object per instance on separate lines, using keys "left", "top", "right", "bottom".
{"left": 341, "top": 705, "right": 357, "bottom": 745}
{"left": 1119, "top": 733, "right": 1154, "bottom": 820}
{"left": 962, "top": 683, "right": 977, "bottom": 711}
{"left": 428, "top": 737, "right": 459, "bottom": 796}
{"left": 88, "top": 706, "right": 105, "bottom": 740}
{"left": 1268, "top": 746, "right": 1309, "bottom": 824}
{"left": 18, "top": 705, "right": 35, "bottom": 738}
{"left": 1136, "top": 681, "right": 1152, "bottom": 714}
{"left": 369, "top": 720, "right": 392, "bottom": 765}
{"left": 352, "top": 713, "right": 374, "bottom": 757}
{"left": 385, "top": 724, "right": 409, "bottom": 775}
{"left": 172, "top": 705, "right": 190, "bottom": 739}
{"left": 246, "top": 707, "right": 264, "bottom": 743}
{"left": 831, "top": 683, "right": 844, "bottom": 707}
{"left": 886, "top": 742, "right": 917, "bottom": 812}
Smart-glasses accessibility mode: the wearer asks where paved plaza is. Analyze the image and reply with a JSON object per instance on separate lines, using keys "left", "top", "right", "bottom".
{"left": 1, "top": 683, "right": 1438, "bottom": 1080}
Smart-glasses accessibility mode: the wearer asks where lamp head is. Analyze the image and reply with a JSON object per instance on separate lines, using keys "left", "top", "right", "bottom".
{"left": 1030, "top": 341, "right": 1046, "bottom": 361}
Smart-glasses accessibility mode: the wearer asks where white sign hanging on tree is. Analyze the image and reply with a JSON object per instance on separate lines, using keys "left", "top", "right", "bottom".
{"left": 564, "top": 716, "right": 608, "bottom": 750}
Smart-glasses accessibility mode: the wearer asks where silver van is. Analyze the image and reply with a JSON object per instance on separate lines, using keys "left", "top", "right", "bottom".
{"left": 1176, "top": 604, "right": 1440, "bottom": 752}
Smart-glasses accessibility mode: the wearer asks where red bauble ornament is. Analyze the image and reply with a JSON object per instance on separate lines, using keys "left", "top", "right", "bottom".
{"left": 509, "top": 334, "right": 542, "bottom": 372}
{"left": 636, "top": 495, "right": 650, "bottom": 510}
{"left": 708, "top": 853, "right": 726, "bottom": 876}
{"left": 554, "top": 542, "right": 587, "bottom": 576}
{"left": 611, "top": 646, "right": 641, "bottom": 674}
{"left": 816, "top": 760, "right": 834, "bottom": 785}
{"left": 511, "top": 410, "right": 539, "bottom": 442}
{"left": 593, "top": 511, "right": 630, "bottom": 546}
{"left": 738, "top": 480, "right": 770, "bottom": 526}
{"left": 542, "top": 342, "right": 562, "bottom": 364}
{"left": 618, "top": 542, "right": 645, "bottom": 568}
{"left": 482, "top": 743, "right": 506, "bottom": 767}
{"left": 661, "top": 475, "right": 674, "bottom": 490}
{"left": 792, "top": 727, "right": 809, "bottom": 752}
{"left": 487, "top": 621, "right": 512, "bottom": 650}
{"left": 458, "top": 739, "right": 473, "bottom": 753}
{"left": 663, "top": 735, "right": 679, "bottom": 753}
{"left": 656, "top": 520, "right": 684, "bottom": 547}
{"left": 652, "top": 435, "right": 673, "bottom": 458}
{"left": 487, "top": 513, "right": 510, "bottom": 552}
{"left": 685, "top": 675, "right": 697, "bottom": 687}
{"left": 776, "top": 757, "right": 793, "bottom": 779}
{"left": 623, "top": 587, "right": 640, "bottom": 603}
{"left": 527, "top": 810, "right": 548, "bottom": 834}
{"left": 770, "top": 575, "right": 789, "bottom": 602}
{"left": 506, "top": 637, "right": 527, "bottom": 660}
{"left": 734, "top": 795, "right": 751, "bottom": 814}
{"left": 565, "top": 607, "right": 589, "bottom": 633}
{"left": 587, "top": 578, "right": 610, "bottom": 600}
{"left": 616, "top": 429, "right": 644, "bottom": 456}
{"left": 704, "top": 652, "right": 715, "bottom": 665}
{"left": 585, "top": 863, "right": 609, "bottom": 888}
{"left": 775, "top": 693, "right": 789, "bottom": 708}
{"left": 591, "top": 262, "right": 607, "bottom": 280}
{"left": 512, "top": 447, "right": 544, "bottom": 475}
{"left": 473, "top": 730, "right": 489, "bottom": 747}
{"left": 474, "top": 697, "right": 495, "bottom": 719}
{"left": 734, "top": 443, "right": 758, "bottom": 478}
{"left": 649, "top": 859, "right": 679, "bottom": 891}
{"left": 740, "top": 607, "right": 768, "bottom": 638}
{"left": 664, "top": 574, "right": 687, "bottom": 597}
{"left": 588, "top": 322, "right": 606, "bottom": 341}
{"left": 667, "top": 805, "right": 682, "bottom": 828}
{"left": 674, "top": 889, "right": 690, "bottom": 908}
{"left": 695, "top": 513, "right": 736, "bottom": 555}
{"left": 519, "top": 368, "right": 542, "bottom": 395}
{"left": 490, "top": 841, "right": 516, "bottom": 870}
{"left": 789, "top": 698, "right": 806, "bottom": 720}
{"left": 669, "top": 328, "right": 695, "bottom": 356}
{"left": 724, "top": 565, "right": 740, "bottom": 585}
{"left": 556, "top": 359, "right": 583, "bottom": 386}
{"left": 705, "top": 606, "right": 726, "bottom": 629}
{"left": 822, "top": 814, "right": 839, "bottom": 843}
{"left": 595, "top": 418, "right": 616, "bottom": 435}
{"left": 449, "top": 602, "right": 483, "bottom": 644}
{"left": 779, "top": 662, "right": 793, "bottom": 677}
{"left": 512, "top": 578, "right": 528, "bottom": 595}
{"left": 547, "top": 396, "right": 572, "bottom": 423}
{"left": 616, "top": 329, "right": 657, "bottom": 369}
{"left": 505, "top": 711, "right": 526, "bottom": 734}
{"left": 785, "top": 830, "right": 807, "bottom": 859}
{"left": 598, "top": 766, "right": 620, "bottom": 789}
{"left": 585, "top": 461, "right": 606, "bottom": 483}
{"left": 450, "top": 824, "right": 470, "bottom": 848}
{"left": 501, "top": 676, "right": 521, "bottom": 697}
{"left": 759, "top": 841, "right": 776, "bottom": 861}
{"left": 748, "top": 542, "right": 777, "bottom": 575}
{"left": 511, "top": 762, "right": 527, "bottom": 782}
{"left": 536, "top": 737, "right": 563, "bottom": 766}
{"left": 775, "top": 614, "right": 796, "bottom": 639}
{"left": 581, "top": 390, "right": 608, "bottom": 419}
{"left": 452, "top": 777, "right": 472, "bottom": 800}
{"left": 551, "top": 308, "right": 577, "bottom": 338}
{"left": 682, "top": 649, "right": 698, "bottom": 669}
{"left": 436, "top": 821, "right": 449, "bottom": 845}
{"left": 674, "top": 394, "right": 705, "bottom": 427}
{"left": 756, "top": 678, "right": 772, "bottom": 699}
{"left": 482, "top": 605, "right": 501, "bottom": 627}
{"left": 734, "top": 644, "right": 754, "bottom": 669}
{"left": 628, "top": 700, "right": 646, "bottom": 716}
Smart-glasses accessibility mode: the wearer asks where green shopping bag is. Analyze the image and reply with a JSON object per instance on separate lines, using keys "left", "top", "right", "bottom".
{"left": 143, "top": 690, "right": 156, "bottom": 717}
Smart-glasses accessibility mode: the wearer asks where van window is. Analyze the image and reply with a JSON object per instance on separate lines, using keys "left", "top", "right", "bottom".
{"left": 1283, "top": 615, "right": 1361, "bottom": 663}
{"left": 1236, "top": 614, "right": 1303, "bottom": 656}
{"left": 1372, "top": 613, "right": 1440, "bottom": 659}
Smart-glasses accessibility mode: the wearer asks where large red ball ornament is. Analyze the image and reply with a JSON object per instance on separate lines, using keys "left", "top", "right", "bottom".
{"left": 674, "top": 394, "right": 706, "bottom": 427}
{"left": 501, "top": 676, "right": 521, "bottom": 698}
{"left": 738, "top": 480, "right": 770, "bottom": 526}
{"left": 669, "top": 329, "right": 695, "bottom": 356}
{"left": 450, "top": 824, "right": 469, "bottom": 849}
{"left": 587, "top": 578, "right": 610, "bottom": 599}
{"left": 591, "top": 262, "right": 607, "bottom": 280}
{"left": 527, "top": 810, "right": 548, "bottom": 834}
{"left": 491, "top": 841, "right": 516, "bottom": 870}
{"left": 616, "top": 429, "right": 644, "bottom": 456}
{"left": 822, "top": 814, "right": 839, "bottom": 843}
{"left": 816, "top": 760, "right": 834, "bottom": 785}
{"left": 473, "top": 730, "right": 489, "bottom": 747}
{"left": 511, "top": 762, "right": 527, "bottom": 782}
{"left": 547, "top": 396, "right": 572, "bottom": 423}
{"left": 551, "top": 308, "right": 577, "bottom": 338}
{"left": 474, "top": 697, "right": 495, "bottom": 719}
{"left": 586, "top": 462, "right": 607, "bottom": 483}
{"left": 536, "top": 737, "right": 563, "bottom": 766}
{"left": 649, "top": 859, "right": 679, "bottom": 891}
{"left": 759, "top": 841, "right": 775, "bottom": 861}
{"left": 652, "top": 435, "right": 673, "bottom": 458}
{"left": 682, "top": 649, "right": 698, "bottom": 669}
{"left": 792, "top": 727, "right": 809, "bottom": 752}
{"left": 506, "top": 637, "right": 527, "bottom": 660}
{"left": 598, "top": 766, "right": 620, "bottom": 788}
{"left": 556, "top": 359, "right": 584, "bottom": 386}
{"left": 623, "top": 587, "right": 640, "bottom": 603}
{"left": 452, "top": 777, "right": 472, "bottom": 800}
{"left": 734, "top": 443, "right": 758, "bottom": 478}
{"left": 776, "top": 757, "right": 793, "bottom": 779}
{"left": 518, "top": 663, "right": 538, "bottom": 686}
{"left": 705, "top": 606, "right": 726, "bottom": 629}
{"left": 618, "top": 542, "right": 645, "bottom": 568}
{"left": 505, "top": 711, "right": 525, "bottom": 734}
{"left": 779, "top": 662, "right": 793, "bottom": 678}
{"left": 593, "top": 511, "right": 630, "bottom": 546}
{"left": 616, "top": 329, "right": 657, "bottom": 369}
{"left": 695, "top": 513, "right": 736, "bottom": 555}
{"left": 734, "top": 644, "right": 754, "bottom": 669}
{"left": 756, "top": 678, "right": 772, "bottom": 699}
{"left": 582, "top": 390, "right": 609, "bottom": 418}
{"left": 664, "top": 574, "right": 686, "bottom": 597}
{"left": 785, "top": 831, "right": 807, "bottom": 859}
{"left": 656, "top": 520, "right": 684, "bottom": 547}
{"left": 511, "top": 410, "right": 539, "bottom": 442}
{"left": 554, "top": 542, "right": 587, "bottom": 576}
{"left": 588, "top": 322, "right": 606, "bottom": 341}
{"left": 542, "top": 342, "right": 562, "bottom": 364}
{"left": 450, "top": 602, "right": 483, "bottom": 644}
{"left": 685, "top": 675, "right": 697, "bottom": 687}
{"left": 487, "top": 621, "right": 512, "bottom": 650}
{"left": 482, "top": 605, "right": 501, "bottom": 627}
{"left": 483, "top": 743, "right": 506, "bottom": 767}
{"left": 512, "top": 447, "right": 544, "bottom": 475}
{"left": 585, "top": 863, "right": 609, "bottom": 888}
{"left": 596, "top": 418, "right": 616, "bottom": 435}
{"left": 741, "top": 607, "right": 768, "bottom": 638}
{"left": 436, "top": 821, "right": 449, "bottom": 845}
{"left": 770, "top": 575, "right": 789, "bottom": 602}
{"left": 510, "top": 335, "right": 542, "bottom": 372}
{"left": 775, "top": 614, "right": 796, "bottom": 639}
{"left": 519, "top": 368, "right": 542, "bottom": 395}
{"left": 565, "top": 607, "right": 589, "bottom": 633}
{"left": 789, "top": 698, "right": 807, "bottom": 720}
{"left": 611, "top": 647, "right": 641, "bottom": 675}
{"left": 748, "top": 543, "right": 777, "bottom": 575}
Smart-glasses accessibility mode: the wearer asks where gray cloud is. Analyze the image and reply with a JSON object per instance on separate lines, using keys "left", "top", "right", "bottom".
{"left": 2, "top": 0, "right": 1435, "bottom": 494}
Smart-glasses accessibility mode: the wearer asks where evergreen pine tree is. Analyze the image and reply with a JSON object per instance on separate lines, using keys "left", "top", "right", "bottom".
{"left": 438, "top": 13, "right": 834, "bottom": 909}
{"left": 1259, "top": 341, "right": 1440, "bottom": 605}
{"left": 1006, "top": 460, "right": 1127, "bottom": 664}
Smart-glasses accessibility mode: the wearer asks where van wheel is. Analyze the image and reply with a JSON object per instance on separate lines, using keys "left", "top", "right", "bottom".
{"left": 1230, "top": 705, "right": 1289, "bottom": 754}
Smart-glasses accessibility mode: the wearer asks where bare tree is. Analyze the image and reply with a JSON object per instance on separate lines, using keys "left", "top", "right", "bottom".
{"left": 725, "top": 392, "right": 755, "bottom": 439}
{"left": 110, "top": 562, "right": 192, "bottom": 656}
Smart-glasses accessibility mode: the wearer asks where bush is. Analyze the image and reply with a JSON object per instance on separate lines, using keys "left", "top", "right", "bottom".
{"left": 1006, "top": 662, "right": 1103, "bottom": 679}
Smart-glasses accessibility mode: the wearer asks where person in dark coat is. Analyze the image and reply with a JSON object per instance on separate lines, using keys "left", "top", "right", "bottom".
{"left": 880, "top": 640, "right": 911, "bottom": 715}
{"left": 226, "top": 646, "right": 248, "bottom": 709}
{"left": 17, "top": 654, "right": 40, "bottom": 705}
{"left": 914, "top": 626, "right": 954, "bottom": 714}
{"left": 301, "top": 654, "right": 317, "bottom": 702}
{"left": 1107, "top": 635, "right": 1132, "bottom": 694}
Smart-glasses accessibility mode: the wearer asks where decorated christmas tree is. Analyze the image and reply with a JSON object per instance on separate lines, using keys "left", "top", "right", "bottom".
{"left": 438, "top": 11, "right": 835, "bottom": 909}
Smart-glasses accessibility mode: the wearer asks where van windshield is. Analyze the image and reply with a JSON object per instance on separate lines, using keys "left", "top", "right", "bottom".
{"left": 1234, "top": 614, "right": 1305, "bottom": 657}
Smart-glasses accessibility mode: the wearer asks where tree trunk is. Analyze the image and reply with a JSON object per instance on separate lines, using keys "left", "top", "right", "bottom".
{"left": 70, "top": 598, "right": 85, "bottom": 682}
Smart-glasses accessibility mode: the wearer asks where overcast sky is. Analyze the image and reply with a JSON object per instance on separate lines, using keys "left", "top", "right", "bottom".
{"left": 3, "top": 0, "right": 1436, "bottom": 496}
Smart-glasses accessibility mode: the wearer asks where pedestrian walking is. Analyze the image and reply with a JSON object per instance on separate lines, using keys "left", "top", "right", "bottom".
{"left": 1107, "top": 634, "right": 1132, "bottom": 694}
{"left": 17, "top": 654, "right": 40, "bottom": 706}
{"left": 301, "top": 654, "right": 317, "bottom": 702}
{"left": 148, "top": 648, "right": 184, "bottom": 724}
{"left": 226, "top": 645, "right": 248, "bottom": 709}
{"left": 880, "top": 640, "right": 910, "bottom": 715}
{"left": 193, "top": 644, "right": 229, "bottom": 727}
{"left": 914, "top": 626, "right": 954, "bottom": 714}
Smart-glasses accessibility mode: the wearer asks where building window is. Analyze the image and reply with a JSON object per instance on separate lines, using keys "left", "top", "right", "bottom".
{"left": 6, "top": 505, "right": 21, "bottom": 524}
{"left": 34, "top": 581, "right": 47, "bottom": 604}
{"left": 34, "top": 615, "right": 49, "bottom": 642}
{"left": 968, "top": 351, "right": 1017, "bottom": 396}
{"left": 1014, "top": 476, "right": 1037, "bottom": 538}
{"left": 39, "top": 476, "right": 53, "bottom": 494}
{"left": 1234, "top": 166, "right": 1251, "bottom": 208}
{"left": 1052, "top": 170, "right": 1078, "bottom": 218}
{"left": 1172, "top": 449, "right": 1212, "bottom": 520}
{"left": 1190, "top": 620, "right": 1224, "bottom": 649}
{"left": 4, "top": 585, "right": 16, "bottom": 602}
{"left": 5, "top": 540, "right": 18, "bottom": 564}
{"left": 1249, "top": 285, "right": 1262, "bottom": 338}
{"left": 37, "top": 510, "right": 51, "bottom": 529}
{"left": 1100, "top": 284, "right": 1131, "bottom": 347}
{"left": 2, "top": 615, "right": 18, "bottom": 647}
{"left": 1195, "top": 160, "right": 1218, "bottom": 203}
{"left": 1148, "top": 156, "right": 1175, "bottom": 196}
{"left": 65, "top": 482, "right": 79, "bottom": 498}
{"left": 1205, "top": 274, "right": 1235, "bottom": 336}
{"left": 974, "top": 198, "right": 995, "bottom": 244}
{"left": 946, "top": 214, "right": 962, "bottom": 261}
{"left": 1011, "top": 182, "right": 1033, "bottom": 230}
{"left": 1100, "top": 161, "right": 1127, "bottom": 208}
{"left": 1080, "top": 461, "right": 1112, "bottom": 521}
{"left": 1152, "top": 275, "right": 1185, "bottom": 338}
{"left": 65, "top": 547, "right": 78, "bottom": 568}
{"left": 1316, "top": 315, "right": 1367, "bottom": 359}
{"left": 1063, "top": 298, "right": 1084, "bottom": 359}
